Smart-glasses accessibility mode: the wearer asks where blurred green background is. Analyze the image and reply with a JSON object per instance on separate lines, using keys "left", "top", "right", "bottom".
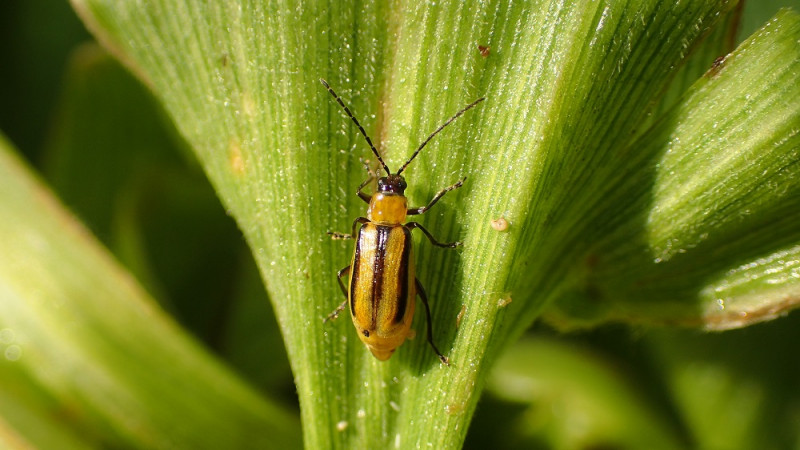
{"left": 1, "top": 1, "right": 799, "bottom": 448}
{"left": 0, "top": 0, "right": 296, "bottom": 412}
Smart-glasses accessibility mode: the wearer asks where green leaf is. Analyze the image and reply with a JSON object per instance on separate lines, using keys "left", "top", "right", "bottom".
{"left": 645, "top": 319, "right": 800, "bottom": 449}
{"left": 545, "top": 9, "right": 800, "bottom": 330}
{"left": 649, "top": 3, "right": 742, "bottom": 120}
{"left": 41, "top": 43, "right": 184, "bottom": 304}
{"left": 42, "top": 43, "right": 271, "bottom": 355}
{"left": 69, "top": 0, "right": 800, "bottom": 447}
{"left": 221, "top": 252, "right": 291, "bottom": 397}
{"left": 483, "top": 337, "right": 685, "bottom": 449}
{"left": 0, "top": 366, "right": 93, "bottom": 449}
{"left": 0, "top": 135, "right": 300, "bottom": 448}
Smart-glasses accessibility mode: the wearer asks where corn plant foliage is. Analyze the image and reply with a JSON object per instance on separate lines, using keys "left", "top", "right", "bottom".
{"left": 545, "top": 9, "right": 800, "bottom": 330}
{"left": 486, "top": 337, "right": 686, "bottom": 449}
{"left": 0, "top": 135, "right": 300, "bottom": 448}
{"left": 479, "top": 319, "right": 800, "bottom": 449}
{"left": 0, "top": 0, "right": 782, "bottom": 447}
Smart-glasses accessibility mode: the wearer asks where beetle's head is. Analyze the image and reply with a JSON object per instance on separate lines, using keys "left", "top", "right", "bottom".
{"left": 376, "top": 174, "right": 407, "bottom": 195}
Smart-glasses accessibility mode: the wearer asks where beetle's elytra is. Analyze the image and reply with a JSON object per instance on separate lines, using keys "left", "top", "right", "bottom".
{"left": 321, "top": 79, "right": 484, "bottom": 365}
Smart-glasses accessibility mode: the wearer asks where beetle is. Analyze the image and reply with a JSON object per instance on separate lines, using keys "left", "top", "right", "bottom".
{"left": 320, "top": 78, "right": 484, "bottom": 365}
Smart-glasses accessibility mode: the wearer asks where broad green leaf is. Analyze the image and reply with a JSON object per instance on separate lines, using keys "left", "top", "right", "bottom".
{"left": 739, "top": 0, "right": 800, "bottom": 41}
{"left": 545, "top": 9, "right": 800, "bottom": 330}
{"left": 69, "top": 0, "right": 800, "bottom": 447}
{"left": 41, "top": 43, "right": 182, "bottom": 304}
{"left": 41, "top": 43, "right": 283, "bottom": 376}
{"left": 645, "top": 318, "right": 800, "bottom": 449}
{"left": 221, "top": 251, "right": 292, "bottom": 397}
{"left": 42, "top": 43, "right": 256, "bottom": 338}
{"left": 0, "top": 135, "right": 300, "bottom": 448}
{"left": 483, "top": 337, "right": 684, "bottom": 449}
{"left": 0, "top": 367, "right": 92, "bottom": 449}
{"left": 649, "top": 3, "right": 742, "bottom": 120}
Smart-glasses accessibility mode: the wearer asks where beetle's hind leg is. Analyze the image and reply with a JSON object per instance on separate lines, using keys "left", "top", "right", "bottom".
{"left": 324, "top": 266, "right": 351, "bottom": 323}
{"left": 416, "top": 278, "right": 450, "bottom": 366}
{"left": 325, "top": 301, "right": 348, "bottom": 323}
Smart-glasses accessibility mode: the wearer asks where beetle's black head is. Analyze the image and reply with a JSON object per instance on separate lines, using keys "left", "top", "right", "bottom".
{"left": 377, "top": 174, "right": 407, "bottom": 195}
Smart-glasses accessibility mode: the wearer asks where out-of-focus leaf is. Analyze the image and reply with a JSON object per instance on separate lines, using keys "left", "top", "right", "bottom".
{"left": 0, "top": 134, "right": 300, "bottom": 448}
{"left": 645, "top": 316, "right": 800, "bottom": 449}
{"left": 481, "top": 337, "right": 685, "bottom": 450}
{"left": 43, "top": 43, "right": 257, "bottom": 346}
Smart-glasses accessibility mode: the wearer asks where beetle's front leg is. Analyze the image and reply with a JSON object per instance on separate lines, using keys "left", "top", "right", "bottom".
{"left": 407, "top": 176, "right": 466, "bottom": 215}
{"left": 356, "top": 158, "right": 375, "bottom": 204}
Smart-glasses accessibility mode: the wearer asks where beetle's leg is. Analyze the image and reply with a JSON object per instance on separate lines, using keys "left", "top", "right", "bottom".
{"left": 328, "top": 217, "right": 370, "bottom": 240}
{"left": 327, "top": 231, "right": 352, "bottom": 240}
{"left": 324, "top": 301, "right": 348, "bottom": 323}
{"left": 324, "top": 266, "right": 351, "bottom": 322}
{"left": 416, "top": 278, "right": 450, "bottom": 366}
{"left": 336, "top": 266, "right": 350, "bottom": 298}
{"left": 357, "top": 171, "right": 374, "bottom": 204}
{"left": 406, "top": 222, "right": 462, "bottom": 248}
{"left": 359, "top": 157, "right": 376, "bottom": 177}
{"left": 407, "top": 176, "right": 466, "bottom": 215}
{"left": 351, "top": 217, "right": 370, "bottom": 236}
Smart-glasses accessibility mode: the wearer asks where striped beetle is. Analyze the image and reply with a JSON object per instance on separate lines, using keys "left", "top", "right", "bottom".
{"left": 321, "top": 79, "right": 484, "bottom": 364}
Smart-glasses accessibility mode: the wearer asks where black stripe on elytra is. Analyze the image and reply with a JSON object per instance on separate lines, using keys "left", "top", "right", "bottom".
{"left": 391, "top": 227, "right": 412, "bottom": 324}
{"left": 349, "top": 226, "right": 365, "bottom": 317}
{"left": 371, "top": 226, "right": 390, "bottom": 327}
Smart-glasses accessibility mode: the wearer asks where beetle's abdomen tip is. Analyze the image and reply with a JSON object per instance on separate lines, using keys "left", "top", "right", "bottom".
{"left": 368, "top": 346, "right": 396, "bottom": 361}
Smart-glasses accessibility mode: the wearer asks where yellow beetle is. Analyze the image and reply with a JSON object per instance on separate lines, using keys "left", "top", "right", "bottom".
{"left": 321, "top": 79, "right": 483, "bottom": 364}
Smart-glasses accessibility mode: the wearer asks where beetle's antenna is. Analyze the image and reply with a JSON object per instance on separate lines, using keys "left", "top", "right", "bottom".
{"left": 320, "top": 79, "right": 391, "bottom": 176}
{"left": 396, "top": 97, "right": 485, "bottom": 175}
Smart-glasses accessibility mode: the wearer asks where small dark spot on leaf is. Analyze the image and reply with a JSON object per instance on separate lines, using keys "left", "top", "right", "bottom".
{"left": 706, "top": 55, "right": 727, "bottom": 77}
{"left": 478, "top": 44, "right": 490, "bottom": 58}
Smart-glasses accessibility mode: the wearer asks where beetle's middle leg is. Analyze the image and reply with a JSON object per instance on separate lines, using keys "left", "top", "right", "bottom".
{"left": 324, "top": 265, "right": 351, "bottom": 323}
{"left": 327, "top": 217, "right": 370, "bottom": 240}
{"left": 405, "top": 222, "right": 462, "bottom": 248}
{"left": 327, "top": 231, "right": 353, "bottom": 240}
